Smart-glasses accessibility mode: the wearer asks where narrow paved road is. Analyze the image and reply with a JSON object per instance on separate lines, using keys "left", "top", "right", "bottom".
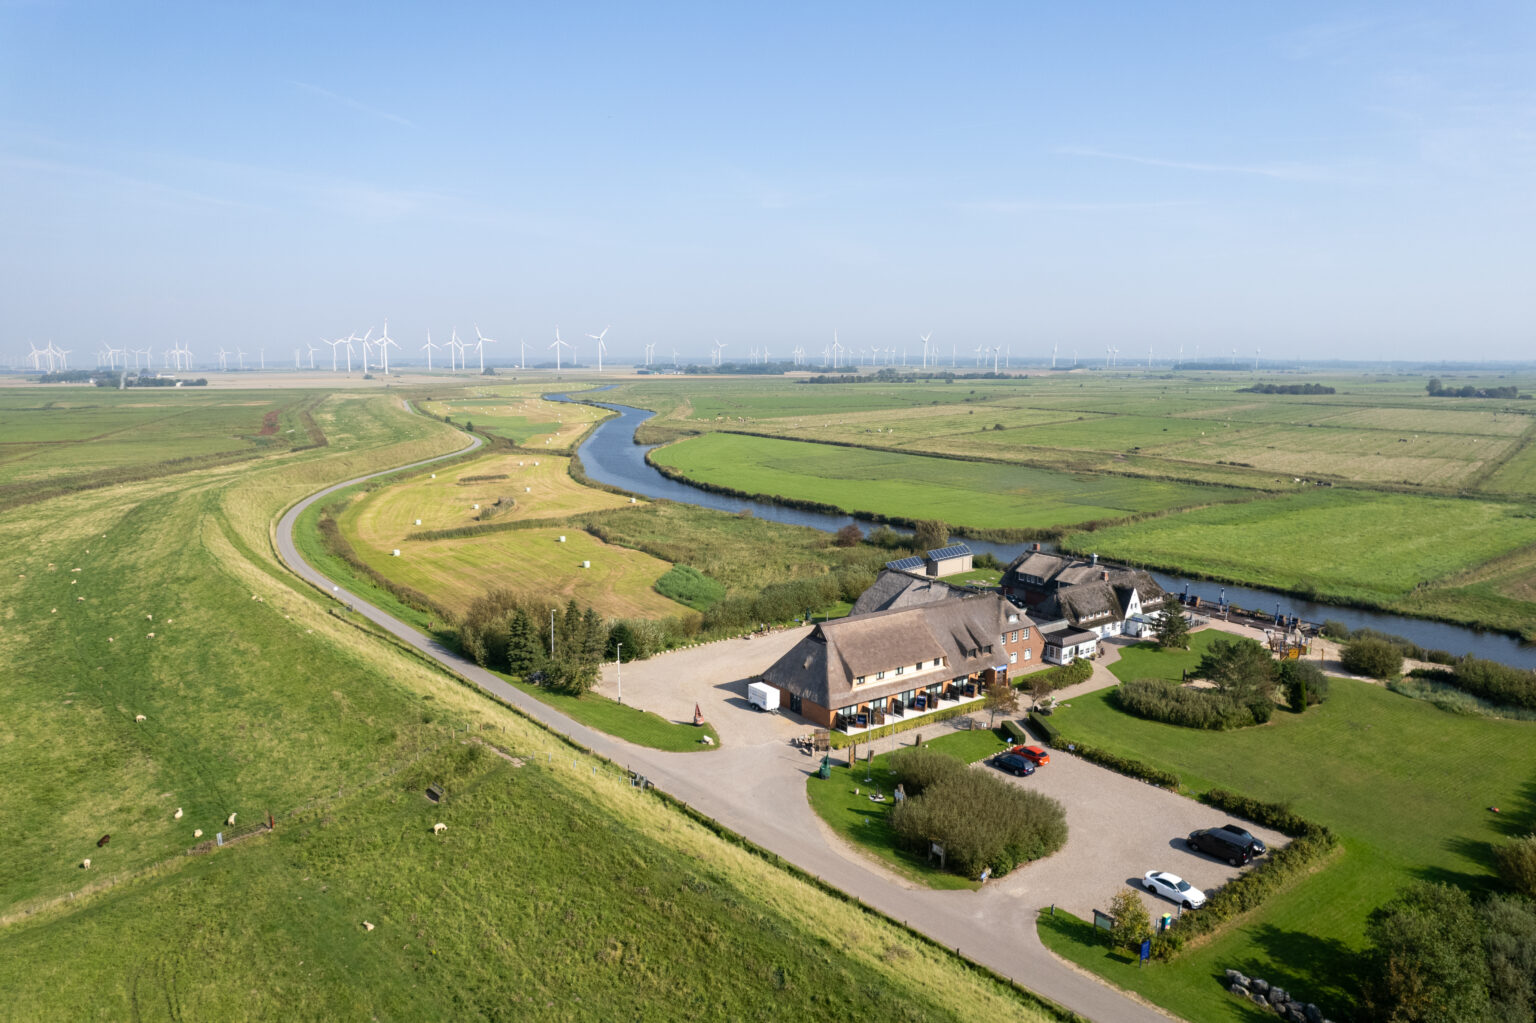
{"left": 273, "top": 416, "right": 1174, "bottom": 1023}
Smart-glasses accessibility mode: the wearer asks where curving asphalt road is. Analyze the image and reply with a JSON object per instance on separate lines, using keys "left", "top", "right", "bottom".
{"left": 273, "top": 410, "right": 1175, "bottom": 1023}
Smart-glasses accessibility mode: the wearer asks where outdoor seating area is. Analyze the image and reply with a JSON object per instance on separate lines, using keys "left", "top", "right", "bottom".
{"left": 833, "top": 683, "right": 987, "bottom": 734}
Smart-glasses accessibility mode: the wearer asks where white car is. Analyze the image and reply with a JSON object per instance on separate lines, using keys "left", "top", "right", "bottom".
{"left": 1142, "top": 871, "right": 1206, "bottom": 909}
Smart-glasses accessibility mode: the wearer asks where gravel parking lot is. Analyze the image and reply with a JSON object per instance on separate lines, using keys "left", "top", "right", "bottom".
{"left": 988, "top": 748, "right": 1288, "bottom": 922}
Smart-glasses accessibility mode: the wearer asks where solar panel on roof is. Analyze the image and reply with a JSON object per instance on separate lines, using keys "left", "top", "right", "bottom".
{"left": 926, "top": 544, "right": 972, "bottom": 561}
{"left": 885, "top": 556, "right": 924, "bottom": 571}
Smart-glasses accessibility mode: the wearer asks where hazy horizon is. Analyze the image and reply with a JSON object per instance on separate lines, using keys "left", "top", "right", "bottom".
{"left": 3, "top": 3, "right": 1533, "bottom": 362}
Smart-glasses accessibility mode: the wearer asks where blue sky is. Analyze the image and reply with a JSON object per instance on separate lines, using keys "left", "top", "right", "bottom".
{"left": 2, "top": 2, "right": 1533, "bottom": 364}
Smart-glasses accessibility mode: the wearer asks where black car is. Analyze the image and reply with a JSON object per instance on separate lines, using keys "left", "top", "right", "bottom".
{"left": 1186, "top": 827, "right": 1253, "bottom": 866}
{"left": 990, "top": 753, "right": 1036, "bottom": 777}
{"left": 1217, "top": 823, "right": 1267, "bottom": 856}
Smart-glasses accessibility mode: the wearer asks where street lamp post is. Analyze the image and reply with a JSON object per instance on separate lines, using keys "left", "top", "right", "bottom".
{"left": 616, "top": 642, "right": 623, "bottom": 705}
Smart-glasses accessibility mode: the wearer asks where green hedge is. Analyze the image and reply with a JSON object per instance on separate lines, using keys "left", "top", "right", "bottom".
{"left": 1014, "top": 658, "right": 1092, "bottom": 693}
{"left": 1068, "top": 743, "right": 1180, "bottom": 790}
{"left": 1114, "top": 678, "right": 1262, "bottom": 730}
{"left": 1027, "top": 710, "right": 1061, "bottom": 745}
{"left": 1152, "top": 792, "right": 1338, "bottom": 959}
{"left": 1002, "top": 719, "right": 1029, "bottom": 745}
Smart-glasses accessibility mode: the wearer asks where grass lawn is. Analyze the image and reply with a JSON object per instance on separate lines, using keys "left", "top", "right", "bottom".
{"left": 0, "top": 743, "right": 1064, "bottom": 1022}
{"left": 1064, "top": 488, "right": 1536, "bottom": 611}
{"left": 419, "top": 392, "right": 607, "bottom": 448}
{"left": 805, "top": 726, "right": 1018, "bottom": 890}
{"left": 944, "top": 567, "right": 1003, "bottom": 587}
{"left": 1106, "top": 630, "right": 1229, "bottom": 684}
{"left": 651, "top": 432, "right": 1233, "bottom": 532}
{"left": 503, "top": 673, "right": 720, "bottom": 752}
{"left": 1041, "top": 679, "right": 1536, "bottom": 1020}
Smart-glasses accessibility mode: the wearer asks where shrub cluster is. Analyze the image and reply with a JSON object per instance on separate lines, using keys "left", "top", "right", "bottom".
{"left": 1320, "top": 621, "right": 1455, "bottom": 664}
{"left": 1447, "top": 656, "right": 1536, "bottom": 711}
{"left": 1153, "top": 793, "right": 1337, "bottom": 959}
{"left": 1276, "top": 659, "right": 1329, "bottom": 711}
{"left": 701, "top": 570, "right": 870, "bottom": 631}
{"left": 653, "top": 564, "right": 726, "bottom": 610}
{"left": 1340, "top": 636, "right": 1404, "bottom": 679}
{"left": 1115, "top": 678, "right": 1267, "bottom": 730}
{"left": 1036, "top": 728, "right": 1179, "bottom": 789}
{"left": 1013, "top": 658, "right": 1092, "bottom": 693}
{"left": 887, "top": 752, "right": 1068, "bottom": 878}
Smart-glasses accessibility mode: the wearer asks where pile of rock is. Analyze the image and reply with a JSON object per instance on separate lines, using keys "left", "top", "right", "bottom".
{"left": 1224, "top": 971, "right": 1335, "bottom": 1023}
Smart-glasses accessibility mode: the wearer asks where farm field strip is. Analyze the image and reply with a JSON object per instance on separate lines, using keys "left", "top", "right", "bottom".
{"left": 650, "top": 432, "right": 1240, "bottom": 531}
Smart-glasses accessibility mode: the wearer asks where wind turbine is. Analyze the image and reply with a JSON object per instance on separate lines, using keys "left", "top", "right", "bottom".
{"left": 1052, "top": 342, "right": 1058, "bottom": 369}
{"left": 975, "top": 345, "right": 986, "bottom": 368}
{"left": 236, "top": 346, "right": 247, "bottom": 371}
{"left": 449, "top": 329, "right": 464, "bottom": 371}
{"left": 549, "top": 327, "right": 572, "bottom": 373}
{"left": 991, "top": 346, "right": 1001, "bottom": 373}
{"left": 52, "top": 343, "right": 70, "bottom": 370}
{"left": 711, "top": 338, "right": 726, "bottom": 366}
{"left": 1254, "top": 346, "right": 1260, "bottom": 372}
{"left": 585, "top": 326, "right": 609, "bottom": 372}
{"left": 343, "top": 335, "right": 356, "bottom": 374}
{"left": 305, "top": 342, "right": 318, "bottom": 369}
{"left": 324, "top": 337, "right": 343, "bottom": 372}
{"left": 518, "top": 338, "right": 528, "bottom": 370}
{"left": 421, "top": 331, "right": 439, "bottom": 371}
{"left": 217, "top": 347, "right": 231, "bottom": 371}
{"left": 134, "top": 346, "right": 151, "bottom": 370}
{"left": 377, "top": 320, "right": 399, "bottom": 374}
{"left": 831, "top": 331, "right": 843, "bottom": 369}
{"left": 920, "top": 331, "right": 932, "bottom": 368}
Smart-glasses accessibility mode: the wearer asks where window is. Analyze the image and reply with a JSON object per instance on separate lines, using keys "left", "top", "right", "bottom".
{"left": 984, "top": 644, "right": 993, "bottom": 654}
{"left": 876, "top": 670, "right": 886, "bottom": 680}
{"left": 1009, "top": 630, "right": 1019, "bottom": 643}
{"left": 895, "top": 665, "right": 906, "bottom": 676}
{"left": 1023, "top": 649, "right": 1032, "bottom": 661}
{"left": 1008, "top": 613, "right": 1019, "bottom": 623}
{"left": 855, "top": 675, "right": 866, "bottom": 685}
{"left": 1008, "top": 651, "right": 1017, "bottom": 665}
{"left": 1021, "top": 628, "right": 1030, "bottom": 640}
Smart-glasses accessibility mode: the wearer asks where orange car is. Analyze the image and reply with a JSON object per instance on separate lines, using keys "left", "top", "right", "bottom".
{"left": 1009, "top": 744, "right": 1050, "bottom": 766}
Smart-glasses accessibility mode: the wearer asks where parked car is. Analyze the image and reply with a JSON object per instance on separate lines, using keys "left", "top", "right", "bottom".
{"left": 1008, "top": 744, "right": 1051, "bottom": 766}
{"left": 1186, "top": 827, "right": 1254, "bottom": 866}
{"left": 1216, "top": 823, "right": 1266, "bottom": 856}
{"left": 1142, "top": 870, "right": 1206, "bottom": 909}
{"left": 989, "top": 753, "right": 1036, "bottom": 777}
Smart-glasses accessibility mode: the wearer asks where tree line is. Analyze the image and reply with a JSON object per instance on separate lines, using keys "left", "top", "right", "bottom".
{"left": 1427, "top": 378, "right": 1525, "bottom": 399}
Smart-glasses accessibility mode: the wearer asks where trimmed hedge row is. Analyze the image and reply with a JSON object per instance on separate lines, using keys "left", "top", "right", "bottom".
{"left": 1152, "top": 796, "right": 1338, "bottom": 959}
{"left": 1027, "top": 710, "right": 1061, "bottom": 745}
{"left": 1002, "top": 719, "right": 1029, "bottom": 745}
{"left": 1014, "top": 658, "right": 1092, "bottom": 693}
{"left": 1031, "top": 713, "right": 1180, "bottom": 789}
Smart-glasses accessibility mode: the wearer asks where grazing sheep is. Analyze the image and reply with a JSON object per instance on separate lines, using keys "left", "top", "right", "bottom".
{"left": 147, "top": 632, "right": 155, "bottom": 638}
{"left": 146, "top": 614, "right": 153, "bottom": 620}
{"left": 362, "top": 921, "right": 375, "bottom": 931}
{"left": 174, "top": 808, "right": 183, "bottom": 820}
{"left": 194, "top": 829, "right": 203, "bottom": 839}
{"left": 432, "top": 822, "right": 446, "bottom": 835}
{"left": 134, "top": 714, "right": 146, "bottom": 722}
{"left": 97, "top": 834, "right": 110, "bottom": 847}
{"left": 82, "top": 858, "right": 90, "bottom": 869}
{"left": 225, "top": 813, "right": 236, "bottom": 826}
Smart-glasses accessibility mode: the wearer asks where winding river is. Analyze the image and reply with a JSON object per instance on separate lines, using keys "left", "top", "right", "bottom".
{"left": 554, "top": 392, "right": 1536, "bottom": 669}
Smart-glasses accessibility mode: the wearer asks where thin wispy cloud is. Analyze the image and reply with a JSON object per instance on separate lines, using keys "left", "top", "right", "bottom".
{"left": 293, "top": 81, "right": 415, "bottom": 128}
{"left": 956, "top": 198, "right": 1202, "bottom": 214}
{"left": 1055, "top": 146, "right": 1346, "bottom": 183}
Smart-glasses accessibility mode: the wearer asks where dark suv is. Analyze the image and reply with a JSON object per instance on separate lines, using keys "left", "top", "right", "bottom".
{"left": 1216, "top": 823, "right": 1266, "bottom": 857}
{"left": 1186, "top": 827, "right": 1254, "bottom": 866}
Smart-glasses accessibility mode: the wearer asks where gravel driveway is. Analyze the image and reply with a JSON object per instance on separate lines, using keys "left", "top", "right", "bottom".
{"left": 987, "top": 749, "right": 1288, "bottom": 923}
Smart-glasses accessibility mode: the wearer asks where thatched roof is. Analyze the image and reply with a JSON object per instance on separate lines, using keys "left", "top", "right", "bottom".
{"left": 849, "top": 568, "right": 977, "bottom": 615}
{"left": 762, "top": 593, "right": 1030, "bottom": 711}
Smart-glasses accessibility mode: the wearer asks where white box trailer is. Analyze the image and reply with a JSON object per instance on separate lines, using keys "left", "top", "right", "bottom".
{"left": 746, "top": 681, "right": 779, "bottom": 713}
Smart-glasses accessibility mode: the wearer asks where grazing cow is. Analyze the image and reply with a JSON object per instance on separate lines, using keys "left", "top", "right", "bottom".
{"left": 97, "top": 834, "right": 110, "bottom": 848}
{"left": 432, "top": 822, "right": 446, "bottom": 834}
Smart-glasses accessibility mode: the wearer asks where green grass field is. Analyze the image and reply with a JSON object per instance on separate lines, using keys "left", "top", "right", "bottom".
{"left": 419, "top": 392, "right": 609, "bottom": 448}
{"left": 1041, "top": 678, "right": 1536, "bottom": 1019}
{"left": 0, "top": 385, "right": 1068, "bottom": 1020}
{"left": 651, "top": 432, "right": 1235, "bottom": 533}
{"left": 1064, "top": 488, "right": 1536, "bottom": 610}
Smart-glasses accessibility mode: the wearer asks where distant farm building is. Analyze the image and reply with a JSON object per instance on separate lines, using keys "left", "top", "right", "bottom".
{"left": 1003, "top": 544, "right": 1170, "bottom": 639}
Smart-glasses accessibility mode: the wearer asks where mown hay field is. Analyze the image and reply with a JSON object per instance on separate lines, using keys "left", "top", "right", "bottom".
{"left": 1064, "top": 488, "right": 1536, "bottom": 607}
{"left": 344, "top": 451, "right": 637, "bottom": 542}
{"left": 649, "top": 431, "right": 1235, "bottom": 531}
{"left": 1045, "top": 677, "right": 1536, "bottom": 1021}
{"left": 418, "top": 392, "right": 607, "bottom": 447}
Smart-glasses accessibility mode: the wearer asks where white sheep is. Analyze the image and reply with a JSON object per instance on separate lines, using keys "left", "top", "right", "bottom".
{"left": 194, "top": 829, "right": 203, "bottom": 838}
{"left": 432, "top": 822, "right": 446, "bottom": 834}
{"left": 174, "top": 808, "right": 183, "bottom": 820}
{"left": 225, "top": 813, "right": 236, "bottom": 826}
{"left": 363, "top": 921, "right": 375, "bottom": 931}
{"left": 135, "top": 714, "right": 146, "bottom": 722}
{"left": 82, "top": 858, "right": 90, "bottom": 869}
